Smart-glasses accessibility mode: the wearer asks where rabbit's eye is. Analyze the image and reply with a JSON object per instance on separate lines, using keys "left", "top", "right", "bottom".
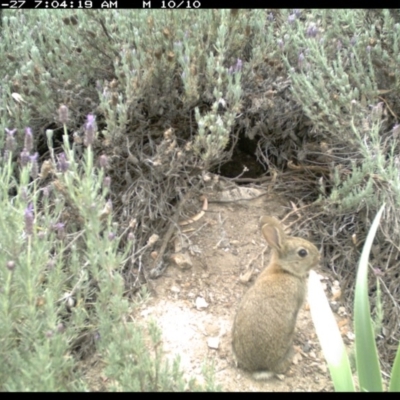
{"left": 298, "top": 248, "right": 308, "bottom": 258}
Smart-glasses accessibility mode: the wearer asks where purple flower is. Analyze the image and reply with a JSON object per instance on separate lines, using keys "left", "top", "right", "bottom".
{"left": 53, "top": 222, "right": 65, "bottom": 231}
{"left": 103, "top": 176, "right": 111, "bottom": 188}
{"left": 277, "top": 38, "right": 284, "bottom": 50}
{"left": 56, "top": 153, "right": 69, "bottom": 173}
{"left": 30, "top": 152, "right": 39, "bottom": 179}
{"left": 84, "top": 114, "right": 96, "bottom": 147}
{"left": 235, "top": 58, "right": 243, "bottom": 72}
{"left": 288, "top": 14, "right": 296, "bottom": 25}
{"left": 108, "top": 232, "right": 116, "bottom": 241}
{"left": 20, "top": 148, "right": 30, "bottom": 167}
{"left": 42, "top": 186, "right": 50, "bottom": 198}
{"left": 5, "top": 128, "right": 16, "bottom": 152}
{"left": 350, "top": 36, "right": 357, "bottom": 46}
{"left": 58, "top": 104, "right": 69, "bottom": 124}
{"left": 5, "top": 128, "right": 16, "bottom": 136}
{"left": 98, "top": 154, "right": 108, "bottom": 169}
{"left": 7, "top": 261, "right": 16, "bottom": 271}
{"left": 366, "top": 45, "right": 371, "bottom": 53}
{"left": 372, "top": 102, "right": 383, "bottom": 118}
{"left": 24, "top": 203, "right": 34, "bottom": 236}
{"left": 293, "top": 9, "right": 301, "bottom": 17}
{"left": 228, "top": 59, "right": 242, "bottom": 75}
{"left": 24, "top": 127, "right": 34, "bottom": 152}
{"left": 20, "top": 187, "right": 28, "bottom": 202}
{"left": 306, "top": 24, "right": 318, "bottom": 38}
{"left": 45, "top": 330, "right": 54, "bottom": 338}
{"left": 95, "top": 80, "right": 103, "bottom": 91}
{"left": 268, "top": 13, "right": 274, "bottom": 22}
{"left": 53, "top": 222, "right": 65, "bottom": 239}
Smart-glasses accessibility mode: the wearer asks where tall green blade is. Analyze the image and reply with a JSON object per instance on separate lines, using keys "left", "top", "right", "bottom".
{"left": 308, "top": 270, "right": 355, "bottom": 391}
{"left": 354, "top": 204, "right": 385, "bottom": 392}
{"left": 389, "top": 342, "right": 400, "bottom": 392}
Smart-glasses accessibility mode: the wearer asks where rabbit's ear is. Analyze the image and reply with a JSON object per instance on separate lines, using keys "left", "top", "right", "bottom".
{"left": 262, "top": 224, "right": 284, "bottom": 250}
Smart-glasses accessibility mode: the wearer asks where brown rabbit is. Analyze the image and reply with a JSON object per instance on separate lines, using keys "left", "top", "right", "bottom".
{"left": 232, "top": 216, "right": 320, "bottom": 380}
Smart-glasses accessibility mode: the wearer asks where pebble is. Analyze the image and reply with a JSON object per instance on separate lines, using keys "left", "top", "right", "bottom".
{"left": 195, "top": 296, "right": 209, "bottom": 310}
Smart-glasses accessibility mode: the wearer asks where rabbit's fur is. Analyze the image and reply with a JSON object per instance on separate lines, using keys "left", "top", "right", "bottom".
{"left": 232, "top": 216, "right": 320, "bottom": 380}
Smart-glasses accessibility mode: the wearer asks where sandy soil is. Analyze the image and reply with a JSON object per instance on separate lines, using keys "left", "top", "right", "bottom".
{"left": 135, "top": 189, "right": 352, "bottom": 391}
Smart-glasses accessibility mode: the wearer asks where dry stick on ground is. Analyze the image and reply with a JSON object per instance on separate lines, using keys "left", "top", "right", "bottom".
{"left": 149, "top": 187, "right": 201, "bottom": 280}
{"left": 280, "top": 203, "right": 319, "bottom": 227}
{"left": 232, "top": 175, "right": 272, "bottom": 184}
{"left": 178, "top": 196, "right": 208, "bottom": 226}
{"left": 287, "top": 160, "right": 331, "bottom": 173}
{"left": 239, "top": 246, "right": 268, "bottom": 283}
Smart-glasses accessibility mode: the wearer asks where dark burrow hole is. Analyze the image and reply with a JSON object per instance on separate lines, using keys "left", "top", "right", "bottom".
{"left": 213, "top": 134, "right": 266, "bottom": 180}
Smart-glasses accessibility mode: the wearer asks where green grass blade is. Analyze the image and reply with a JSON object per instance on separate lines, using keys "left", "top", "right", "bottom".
{"left": 308, "top": 270, "right": 355, "bottom": 391}
{"left": 389, "top": 342, "right": 400, "bottom": 391}
{"left": 354, "top": 204, "right": 385, "bottom": 392}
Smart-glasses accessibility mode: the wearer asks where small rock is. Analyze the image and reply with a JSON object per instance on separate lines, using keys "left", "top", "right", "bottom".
{"left": 302, "top": 341, "right": 312, "bottom": 353}
{"left": 276, "top": 374, "right": 285, "bottom": 381}
{"left": 330, "top": 301, "right": 339, "bottom": 312}
{"left": 189, "top": 245, "right": 202, "bottom": 256}
{"left": 338, "top": 306, "right": 347, "bottom": 316}
{"left": 220, "top": 239, "right": 230, "bottom": 248}
{"left": 207, "top": 337, "right": 220, "bottom": 349}
{"left": 318, "top": 363, "right": 328, "bottom": 374}
{"left": 292, "top": 352, "right": 302, "bottom": 365}
{"left": 316, "top": 272, "right": 326, "bottom": 281}
{"left": 174, "top": 237, "right": 183, "bottom": 253}
{"left": 195, "top": 296, "right": 209, "bottom": 310}
{"left": 147, "top": 234, "right": 159, "bottom": 246}
{"left": 170, "top": 285, "right": 180, "bottom": 293}
{"left": 170, "top": 252, "right": 193, "bottom": 270}
{"left": 331, "top": 285, "right": 341, "bottom": 300}
{"left": 239, "top": 267, "right": 254, "bottom": 283}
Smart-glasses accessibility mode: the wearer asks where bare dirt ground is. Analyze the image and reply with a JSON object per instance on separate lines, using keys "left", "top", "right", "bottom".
{"left": 136, "top": 188, "right": 353, "bottom": 392}
{"left": 82, "top": 184, "right": 355, "bottom": 391}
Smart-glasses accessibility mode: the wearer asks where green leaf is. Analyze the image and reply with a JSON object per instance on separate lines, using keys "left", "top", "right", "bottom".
{"left": 354, "top": 204, "right": 385, "bottom": 392}
{"left": 389, "top": 342, "right": 400, "bottom": 392}
{"left": 308, "top": 270, "right": 355, "bottom": 391}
